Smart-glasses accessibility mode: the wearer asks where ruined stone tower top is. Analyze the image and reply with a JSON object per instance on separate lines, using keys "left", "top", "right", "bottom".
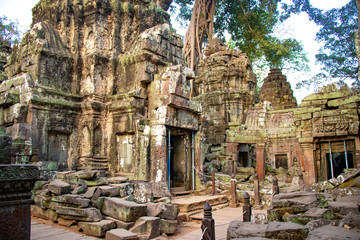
{"left": 259, "top": 68, "right": 297, "bottom": 110}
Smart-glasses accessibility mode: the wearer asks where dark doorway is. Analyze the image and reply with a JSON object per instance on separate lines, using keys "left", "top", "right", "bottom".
{"left": 238, "top": 144, "right": 250, "bottom": 167}
{"left": 326, "top": 152, "right": 353, "bottom": 179}
{"left": 48, "top": 133, "right": 69, "bottom": 171}
{"left": 170, "top": 135, "right": 186, "bottom": 188}
{"left": 238, "top": 152, "right": 249, "bottom": 167}
{"left": 275, "top": 154, "right": 288, "bottom": 169}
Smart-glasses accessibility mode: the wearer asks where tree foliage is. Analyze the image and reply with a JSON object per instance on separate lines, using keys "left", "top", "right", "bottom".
{"left": 172, "top": 0, "right": 309, "bottom": 74}
{"left": 289, "top": 0, "right": 359, "bottom": 88}
{"left": 0, "top": 15, "right": 21, "bottom": 46}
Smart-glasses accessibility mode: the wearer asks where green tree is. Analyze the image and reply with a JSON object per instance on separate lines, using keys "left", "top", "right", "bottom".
{"left": 284, "top": 0, "right": 359, "bottom": 88}
{"left": 0, "top": 15, "right": 21, "bottom": 46}
{"left": 172, "top": 0, "right": 309, "bottom": 76}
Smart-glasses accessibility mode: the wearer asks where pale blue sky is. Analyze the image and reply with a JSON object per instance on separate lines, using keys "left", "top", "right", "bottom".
{"left": 0, "top": 0, "right": 352, "bottom": 102}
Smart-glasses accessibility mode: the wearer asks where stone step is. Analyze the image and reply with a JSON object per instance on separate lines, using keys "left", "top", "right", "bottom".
{"left": 171, "top": 195, "right": 228, "bottom": 213}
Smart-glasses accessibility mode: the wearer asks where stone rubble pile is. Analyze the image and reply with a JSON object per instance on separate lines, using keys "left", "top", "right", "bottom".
{"left": 227, "top": 169, "right": 360, "bottom": 240}
{"left": 200, "top": 165, "right": 302, "bottom": 205}
{"left": 31, "top": 170, "right": 179, "bottom": 239}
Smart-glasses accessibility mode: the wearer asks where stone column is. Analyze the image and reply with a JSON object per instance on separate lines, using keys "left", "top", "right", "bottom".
{"left": 201, "top": 202, "right": 215, "bottom": 240}
{"left": 0, "top": 131, "right": 40, "bottom": 240}
{"left": 253, "top": 173, "right": 260, "bottom": 206}
{"left": 229, "top": 174, "right": 238, "bottom": 208}
{"left": 228, "top": 142, "right": 239, "bottom": 176}
{"left": 300, "top": 142, "right": 316, "bottom": 185}
{"left": 0, "top": 165, "right": 39, "bottom": 240}
{"left": 255, "top": 143, "right": 266, "bottom": 181}
{"left": 354, "top": 136, "right": 360, "bottom": 168}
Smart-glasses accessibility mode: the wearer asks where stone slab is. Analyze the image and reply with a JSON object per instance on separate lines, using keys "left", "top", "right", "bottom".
{"left": 78, "top": 220, "right": 116, "bottom": 237}
{"left": 306, "top": 225, "right": 360, "bottom": 240}
{"left": 265, "top": 221, "right": 309, "bottom": 240}
{"left": 227, "top": 221, "right": 267, "bottom": 238}
{"left": 171, "top": 195, "right": 228, "bottom": 213}
{"left": 130, "top": 216, "right": 160, "bottom": 239}
{"left": 56, "top": 206, "right": 102, "bottom": 222}
{"left": 48, "top": 179, "right": 71, "bottom": 195}
{"left": 101, "top": 197, "right": 147, "bottom": 222}
{"left": 105, "top": 228, "right": 138, "bottom": 240}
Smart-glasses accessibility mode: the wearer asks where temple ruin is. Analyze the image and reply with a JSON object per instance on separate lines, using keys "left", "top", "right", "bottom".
{"left": 0, "top": 0, "right": 359, "bottom": 194}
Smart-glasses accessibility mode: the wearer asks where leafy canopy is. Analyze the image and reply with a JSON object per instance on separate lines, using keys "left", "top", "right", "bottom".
{"left": 172, "top": 0, "right": 309, "bottom": 75}
{"left": 288, "top": 0, "right": 359, "bottom": 88}
{"left": 0, "top": 15, "right": 21, "bottom": 46}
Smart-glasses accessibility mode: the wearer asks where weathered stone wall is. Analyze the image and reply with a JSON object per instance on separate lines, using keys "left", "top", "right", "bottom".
{"left": 0, "top": 0, "right": 197, "bottom": 188}
{"left": 195, "top": 45, "right": 257, "bottom": 174}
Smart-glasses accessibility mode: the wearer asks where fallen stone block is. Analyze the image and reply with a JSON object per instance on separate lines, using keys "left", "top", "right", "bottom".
{"left": 133, "top": 182, "right": 154, "bottom": 203}
{"left": 146, "top": 202, "right": 179, "bottom": 220}
{"left": 105, "top": 228, "right": 138, "bottom": 240}
{"left": 271, "top": 192, "right": 318, "bottom": 211}
{"left": 130, "top": 216, "right": 160, "bottom": 239}
{"left": 328, "top": 201, "right": 359, "bottom": 216}
{"left": 306, "top": 225, "right": 360, "bottom": 240}
{"left": 267, "top": 206, "right": 294, "bottom": 222}
{"left": 160, "top": 219, "right": 177, "bottom": 235}
{"left": 302, "top": 208, "right": 333, "bottom": 220}
{"left": 67, "top": 170, "right": 99, "bottom": 180}
{"left": 56, "top": 206, "right": 102, "bottom": 222}
{"left": 56, "top": 171, "right": 74, "bottom": 179}
{"left": 99, "top": 186, "right": 120, "bottom": 197}
{"left": 110, "top": 183, "right": 133, "bottom": 197}
{"left": 160, "top": 203, "right": 179, "bottom": 220}
{"left": 48, "top": 179, "right": 71, "bottom": 195}
{"left": 343, "top": 212, "right": 360, "bottom": 229}
{"left": 305, "top": 219, "right": 341, "bottom": 231}
{"left": 146, "top": 202, "right": 162, "bottom": 217}
{"left": 57, "top": 218, "right": 77, "bottom": 226}
{"left": 34, "top": 195, "right": 52, "bottom": 209}
{"left": 52, "top": 194, "right": 90, "bottom": 208}
{"left": 336, "top": 169, "right": 360, "bottom": 185}
{"left": 227, "top": 221, "right": 267, "bottom": 238}
{"left": 72, "top": 179, "right": 88, "bottom": 194}
{"left": 107, "top": 176, "right": 129, "bottom": 184}
{"left": 78, "top": 220, "right": 116, "bottom": 237}
{"left": 31, "top": 205, "right": 58, "bottom": 221}
{"left": 83, "top": 187, "right": 98, "bottom": 198}
{"left": 105, "top": 216, "right": 135, "bottom": 230}
{"left": 328, "top": 187, "right": 360, "bottom": 200}
{"left": 102, "top": 197, "right": 147, "bottom": 222}
{"left": 84, "top": 177, "right": 109, "bottom": 186}
{"left": 265, "top": 221, "right": 309, "bottom": 240}
{"left": 33, "top": 181, "right": 48, "bottom": 190}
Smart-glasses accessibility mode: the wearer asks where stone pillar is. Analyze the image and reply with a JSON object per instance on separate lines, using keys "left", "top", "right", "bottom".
{"left": 0, "top": 130, "right": 39, "bottom": 240}
{"left": 300, "top": 142, "right": 316, "bottom": 185}
{"left": 0, "top": 165, "right": 39, "bottom": 240}
{"left": 201, "top": 202, "right": 215, "bottom": 240}
{"left": 228, "top": 143, "right": 239, "bottom": 176}
{"left": 253, "top": 173, "right": 260, "bottom": 206}
{"left": 354, "top": 137, "right": 360, "bottom": 168}
{"left": 229, "top": 174, "right": 238, "bottom": 208}
{"left": 255, "top": 143, "right": 265, "bottom": 181}
{"left": 298, "top": 172, "right": 305, "bottom": 191}
{"left": 243, "top": 192, "right": 251, "bottom": 222}
{"left": 272, "top": 176, "right": 279, "bottom": 195}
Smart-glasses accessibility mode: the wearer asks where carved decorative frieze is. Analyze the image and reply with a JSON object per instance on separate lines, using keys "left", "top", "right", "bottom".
{"left": 0, "top": 164, "right": 39, "bottom": 202}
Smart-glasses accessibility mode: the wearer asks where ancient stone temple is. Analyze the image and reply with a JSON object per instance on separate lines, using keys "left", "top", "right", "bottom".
{"left": 226, "top": 70, "right": 360, "bottom": 185}
{"left": 0, "top": 0, "right": 359, "bottom": 193}
{"left": 0, "top": 0, "right": 200, "bottom": 193}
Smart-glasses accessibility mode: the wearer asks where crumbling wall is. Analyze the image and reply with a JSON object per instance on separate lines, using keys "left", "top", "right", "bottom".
{"left": 195, "top": 43, "right": 257, "bottom": 174}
